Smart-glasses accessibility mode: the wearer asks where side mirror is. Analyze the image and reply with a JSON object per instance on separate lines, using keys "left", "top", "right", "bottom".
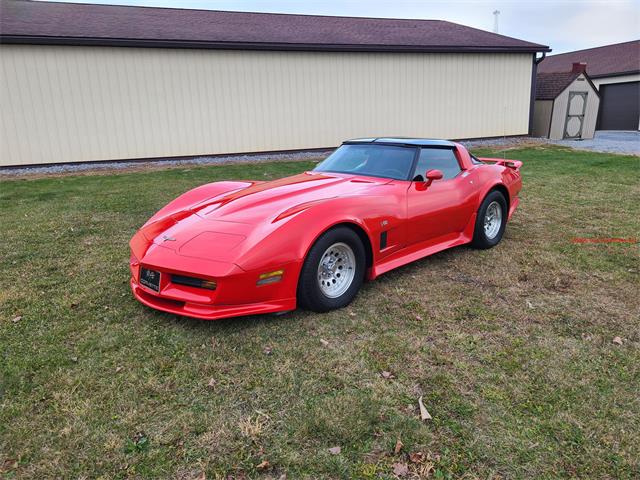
{"left": 415, "top": 169, "right": 443, "bottom": 190}
{"left": 425, "top": 169, "right": 443, "bottom": 181}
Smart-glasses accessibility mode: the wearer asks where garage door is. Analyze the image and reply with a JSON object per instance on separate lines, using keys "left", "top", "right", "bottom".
{"left": 598, "top": 81, "right": 640, "bottom": 130}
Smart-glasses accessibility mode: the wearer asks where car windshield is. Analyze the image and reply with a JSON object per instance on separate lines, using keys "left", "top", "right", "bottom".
{"left": 313, "top": 144, "right": 416, "bottom": 180}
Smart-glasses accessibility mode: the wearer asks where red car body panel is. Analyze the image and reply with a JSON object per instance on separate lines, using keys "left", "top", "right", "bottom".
{"left": 130, "top": 142, "right": 522, "bottom": 320}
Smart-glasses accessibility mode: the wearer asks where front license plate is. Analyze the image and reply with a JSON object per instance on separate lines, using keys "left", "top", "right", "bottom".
{"left": 140, "top": 267, "right": 161, "bottom": 292}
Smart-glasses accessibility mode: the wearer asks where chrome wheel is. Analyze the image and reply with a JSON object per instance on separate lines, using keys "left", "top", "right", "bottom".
{"left": 484, "top": 201, "right": 502, "bottom": 239}
{"left": 317, "top": 242, "right": 356, "bottom": 298}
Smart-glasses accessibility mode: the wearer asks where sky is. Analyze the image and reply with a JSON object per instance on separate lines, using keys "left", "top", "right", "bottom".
{"left": 37, "top": 0, "right": 640, "bottom": 54}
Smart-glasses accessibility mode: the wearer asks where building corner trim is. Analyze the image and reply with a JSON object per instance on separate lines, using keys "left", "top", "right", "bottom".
{"left": 528, "top": 53, "right": 539, "bottom": 136}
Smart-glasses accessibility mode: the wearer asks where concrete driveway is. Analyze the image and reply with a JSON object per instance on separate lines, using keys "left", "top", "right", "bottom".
{"left": 551, "top": 131, "right": 639, "bottom": 155}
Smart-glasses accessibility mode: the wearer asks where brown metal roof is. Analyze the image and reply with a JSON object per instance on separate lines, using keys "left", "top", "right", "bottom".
{"left": 0, "top": 0, "right": 550, "bottom": 53}
{"left": 537, "top": 40, "right": 640, "bottom": 78}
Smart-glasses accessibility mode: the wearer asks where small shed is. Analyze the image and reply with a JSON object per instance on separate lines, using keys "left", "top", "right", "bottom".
{"left": 532, "top": 63, "right": 600, "bottom": 140}
{"left": 538, "top": 41, "right": 640, "bottom": 131}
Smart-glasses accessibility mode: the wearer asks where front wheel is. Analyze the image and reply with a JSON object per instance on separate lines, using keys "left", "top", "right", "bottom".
{"left": 472, "top": 190, "right": 508, "bottom": 249}
{"left": 297, "top": 227, "right": 366, "bottom": 312}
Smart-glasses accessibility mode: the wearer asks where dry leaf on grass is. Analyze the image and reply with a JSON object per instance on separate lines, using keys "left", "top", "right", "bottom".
{"left": 418, "top": 396, "right": 432, "bottom": 421}
{"left": 612, "top": 336, "right": 623, "bottom": 345}
{"left": 409, "top": 451, "right": 425, "bottom": 463}
{"left": 320, "top": 339, "right": 330, "bottom": 347}
{"left": 1, "top": 458, "right": 19, "bottom": 473}
{"left": 263, "top": 346, "right": 273, "bottom": 355}
{"left": 256, "top": 460, "right": 270, "bottom": 470}
{"left": 394, "top": 438, "right": 403, "bottom": 454}
{"left": 381, "top": 371, "right": 395, "bottom": 379}
{"left": 328, "top": 446, "right": 341, "bottom": 455}
{"left": 392, "top": 462, "right": 409, "bottom": 477}
{"left": 207, "top": 378, "right": 216, "bottom": 389}
{"left": 115, "top": 366, "right": 123, "bottom": 373}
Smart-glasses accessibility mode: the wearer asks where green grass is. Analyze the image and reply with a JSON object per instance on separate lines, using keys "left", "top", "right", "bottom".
{"left": 1, "top": 145, "right": 639, "bottom": 479}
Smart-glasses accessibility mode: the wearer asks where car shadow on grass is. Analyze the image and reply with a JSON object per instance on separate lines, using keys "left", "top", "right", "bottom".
{"left": 144, "top": 243, "right": 472, "bottom": 332}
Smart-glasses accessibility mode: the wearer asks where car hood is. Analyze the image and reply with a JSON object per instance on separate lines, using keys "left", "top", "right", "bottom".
{"left": 193, "top": 172, "right": 391, "bottom": 222}
{"left": 139, "top": 172, "right": 391, "bottom": 265}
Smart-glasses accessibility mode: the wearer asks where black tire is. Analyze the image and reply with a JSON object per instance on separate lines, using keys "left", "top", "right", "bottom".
{"left": 471, "top": 190, "right": 508, "bottom": 249}
{"left": 297, "top": 226, "right": 366, "bottom": 312}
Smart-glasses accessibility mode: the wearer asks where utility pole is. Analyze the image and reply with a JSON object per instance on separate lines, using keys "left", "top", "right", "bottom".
{"left": 493, "top": 10, "right": 500, "bottom": 33}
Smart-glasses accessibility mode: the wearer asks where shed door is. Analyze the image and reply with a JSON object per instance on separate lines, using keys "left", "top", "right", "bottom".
{"left": 563, "top": 92, "right": 587, "bottom": 139}
{"left": 598, "top": 81, "right": 640, "bottom": 130}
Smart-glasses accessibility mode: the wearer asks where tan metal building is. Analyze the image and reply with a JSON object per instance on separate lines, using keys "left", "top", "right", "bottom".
{"left": 0, "top": 0, "right": 549, "bottom": 167}
{"left": 532, "top": 64, "right": 600, "bottom": 140}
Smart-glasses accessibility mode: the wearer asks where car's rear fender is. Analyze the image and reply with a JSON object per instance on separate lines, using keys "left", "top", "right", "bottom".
{"left": 476, "top": 174, "right": 521, "bottom": 220}
{"left": 473, "top": 157, "right": 522, "bottom": 203}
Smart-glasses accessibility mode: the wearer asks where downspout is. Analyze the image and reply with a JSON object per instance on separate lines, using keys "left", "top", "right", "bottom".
{"left": 528, "top": 52, "right": 546, "bottom": 136}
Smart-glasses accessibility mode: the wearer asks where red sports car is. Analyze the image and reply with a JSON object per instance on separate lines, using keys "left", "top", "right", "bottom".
{"left": 130, "top": 138, "right": 522, "bottom": 320}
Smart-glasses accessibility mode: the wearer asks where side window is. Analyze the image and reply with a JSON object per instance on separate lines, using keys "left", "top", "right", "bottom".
{"left": 470, "top": 154, "right": 484, "bottom": 165}
{"left": 414, "top": 148, "right": 462, "bottom": 181}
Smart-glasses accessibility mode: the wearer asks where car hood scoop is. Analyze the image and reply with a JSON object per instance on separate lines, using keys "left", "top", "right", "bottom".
{"left": 143, "top": 214, "right": 251, "bottom": 263}
{"left": 177, "top": 231, "right": 246, "bottom": 260}
{"left": 196, "top": 172, "right": 390, "bottom": 223}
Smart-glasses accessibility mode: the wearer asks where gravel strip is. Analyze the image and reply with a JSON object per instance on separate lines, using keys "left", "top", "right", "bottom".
{"left": 5, "top": 132, "right": 633, "bottom": 179}
{"left": 0, "top": 150, "right": 333, "bottom": 178}
{"left": 547, "top": 131, "right": 639, "bottom": 156}
{"left": 0, "top": 137, "right": 539, "bottom": 178}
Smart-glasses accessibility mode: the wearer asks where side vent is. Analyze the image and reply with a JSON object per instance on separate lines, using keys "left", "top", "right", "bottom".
{"left": 380, "top": 231, "right": 388, "bottom": 250}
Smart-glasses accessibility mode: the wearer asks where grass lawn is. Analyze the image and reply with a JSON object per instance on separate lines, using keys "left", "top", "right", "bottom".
{"left": 1, "top": 145, "right": 638, "bottom": 479}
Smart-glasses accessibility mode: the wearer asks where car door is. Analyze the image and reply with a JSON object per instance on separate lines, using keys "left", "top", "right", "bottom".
{"left": 406, "top": 147, "right": 478, "bottom": 245}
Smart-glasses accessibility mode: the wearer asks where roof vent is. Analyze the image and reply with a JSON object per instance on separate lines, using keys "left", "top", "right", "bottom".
{"left": 572, "top": 62, "right": 587, "bottom": 73}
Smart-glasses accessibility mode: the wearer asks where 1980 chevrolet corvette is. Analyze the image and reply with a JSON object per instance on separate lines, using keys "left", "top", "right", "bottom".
{"left": 130, "top": 138, "right": 522, "bottom": 320}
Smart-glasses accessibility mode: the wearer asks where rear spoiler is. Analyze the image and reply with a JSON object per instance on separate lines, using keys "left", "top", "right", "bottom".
{"left": 479, "top": 157, "right": 523, "bottom": 170}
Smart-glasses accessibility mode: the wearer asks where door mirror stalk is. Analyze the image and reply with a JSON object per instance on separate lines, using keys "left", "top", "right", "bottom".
{"left": 424, "top": 169, "right": 443, "bottom": 186}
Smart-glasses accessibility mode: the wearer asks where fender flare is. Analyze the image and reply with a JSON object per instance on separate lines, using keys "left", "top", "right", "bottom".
{"left": 479, "top": 182, "right": 510, "bottom": 212}
{"left": 301, "top": 219, "right": 375, "bottom": 270}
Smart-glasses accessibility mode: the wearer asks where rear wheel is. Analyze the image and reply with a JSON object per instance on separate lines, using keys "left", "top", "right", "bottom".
{"left": 472, "top": 190, "right": 507, "bottom": 249}
{"left": 297, "top": 227, "right": 366, "bottom": 312}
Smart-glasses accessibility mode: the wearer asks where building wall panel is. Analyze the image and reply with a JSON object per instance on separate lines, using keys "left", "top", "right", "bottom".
{"left": 0, "top": 45, "right": 533, "bottom": 166}
{"left": 592, "top": 73, "right": 640, "bottom": 89}
{"left": 532, "top": 100, "right": 553, "bottom": 137}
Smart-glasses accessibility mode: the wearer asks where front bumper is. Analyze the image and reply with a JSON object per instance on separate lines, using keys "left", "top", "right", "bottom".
{"left": 130, "top": 225, "right": 300, "bottom": 320}
{"left": 130, "top": 278, "right": 296, "bottom": 320}
{"left": 129, "top": 238, "right": 299, "bottom": 320}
